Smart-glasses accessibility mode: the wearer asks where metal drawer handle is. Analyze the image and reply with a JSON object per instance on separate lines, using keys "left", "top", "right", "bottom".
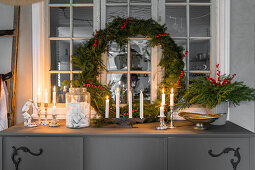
{"left": 11, "top": 146, "right": 43, "bottom": 170}
{"left": 208, "top": 147, "right": 241, "bottom": 170}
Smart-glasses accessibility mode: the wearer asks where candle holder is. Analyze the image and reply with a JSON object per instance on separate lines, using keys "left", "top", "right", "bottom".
{"left": 41, "top": 103, "right": 49, "bottom": 125}
{"left": 156, "top": 115, "right": 168, "bottom": 130}
{"left": 49, "top": 114, "right": 60, "bottom": 127}
{"left": 104, "top": 118, "right": 145, "bottom": 128}
{"left": 36, "top": 102, "right": 42, "bottom": 125}
{"left": 168, "top": 106, "right": 175, "bottom": 129}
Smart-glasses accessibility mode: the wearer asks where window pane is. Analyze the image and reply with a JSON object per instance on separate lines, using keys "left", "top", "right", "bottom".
{"left": 51, "top": 73, "right": 70, "bottom": 103}
{"left": 73, "top": 0, "right": 93, "bottom": 3}
{"left": 73, "top": 7, "right": 93, "bottom": 38}
{"left": 189, "top": 39, "right": 210, "bottom": 71}
{"left": 190, "top": 0, "right": 210, "bottom": 3}
{"left": 107, "top": 0, "right": 127, "bottom": 2}
{"left": 190, "top": 6, "right": 210, "bottom": 37}
{"left": 130, "top": 0, "right": 151, "bottom": 3}
{"left": 49, "top": 0, "right": 70, "bottom": 4}
{"left": 174, "top": 39, "right": 187, "bottom": 70}
{"left": 166, "top": 6, "right": 186, "bottom": 37}
{"left": 107, "top": 73, "right": 128, "bottom": 104}
{"left": 130, "top": 5, "right": 151, "bottom": 20}
{"left": 107, "top": 42, "right": 128, "bottom": 71}
{"left": 130, "top": 40, "right": 151, "bottom": 71}
{"left": 73, "top": 40, "right": 87, "bottom": 71}
{"left": 50, "top": 7, "right": 70, "bottom": 37}
{"left": 51, "top": 40, "right": 70, "bottom": 71}
{"left": 106, "top": 6, "right": 128, "bottom": 23}
{"left": 189, "top": 73, "right": 210, "bottom": 83}
{"left": 130, "top": 74, "right": 150, "bottom": 102}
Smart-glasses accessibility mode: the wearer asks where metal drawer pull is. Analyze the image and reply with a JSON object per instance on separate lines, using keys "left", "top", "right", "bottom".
{"left": 11, "top": 146, "right": 43, "bottom": 170}
{"left": 208, "top": 147, "right": 241, "bottom": 170}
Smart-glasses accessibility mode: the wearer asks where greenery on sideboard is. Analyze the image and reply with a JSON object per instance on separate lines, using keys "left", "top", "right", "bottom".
{"left": 180, "top": 65, "right": 255, "bottom": 109}
{"left": 63, "top": 17, "right": 186, "bottom": 126}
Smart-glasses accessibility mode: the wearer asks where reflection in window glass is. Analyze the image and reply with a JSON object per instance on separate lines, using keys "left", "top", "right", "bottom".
{"left": 174, "top": 39, "right": 187, "bottom": 70}
{"left": 73, "top": 0, "right": 93, "bottom": 3}
{"left": 190, "top": 6, "right": 210, "bottom": 37}
{"left": 189, "top": 40, "right": 210, "bottom": 71}
{"left": 50, "top": 0, "right": 70, "bottom": 4}
{"left": 73, "top": 40, "right": 87, "bottom": 71}
{"left": 130, "top": 0, "right": 151, "bottom": 3}
{"left": 130, "top": 40, "right": 151, "bottom": 71}
{"left": 166, "top": 6, "right": 186, "bottom": 37}
{"left": 107, "top": 74, "right": 128, "bottom": 104}
{"left": 189, "top": 73, "right": 210, "bottom": 84}
{"left": 107, "top": 0, "right": 127, "bottom": 2}
{"left": 106, "top": 6, "right": 128, "bottom": 23}
{"left": 107, "top": 42, "right": 128, "bottom": 71}
{"left": 50, "top": 40, "right": 70, "bottom": 71}
{"left": 130, "top": 5, "right": 151, "bottom": 20}
{"left": 73, "top": 7, "right": 93, "bottom": 38}
{"left": 166, "top": 0, "right": 186, "bottom": 2}
{"left": 50, "top": 7, "right": 70, "bottom": 37}
{"left": 130, "top": 74, "right": 150, "bottom": 102}
{"left": 51, "top": 74, "right": 70, "bottom": 103}
{"left": 190, "top": 0, "right": 210, "bottom": 3}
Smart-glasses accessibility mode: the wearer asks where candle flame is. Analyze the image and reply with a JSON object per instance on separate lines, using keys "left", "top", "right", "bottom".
{"left": 54, "top": 86, "right": 56, "bottom": 92}
{"left": 162, "top": 88, "right": 164, "bottom": 94}
{"left": 106, "top": 96, "right": 108, "bottom": 100}
{"left": 171, "top": 88, "right": 174, "bottom": 93}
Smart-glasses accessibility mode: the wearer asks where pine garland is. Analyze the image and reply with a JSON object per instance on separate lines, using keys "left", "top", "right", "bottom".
{"left": 64, "top": 17, "right": 186, "bottom": 126}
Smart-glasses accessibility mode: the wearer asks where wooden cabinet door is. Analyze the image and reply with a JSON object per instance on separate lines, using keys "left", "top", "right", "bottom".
{"left": 84, "top": 136, "right": 167, "bottom": 170}
{"left": 168, "top": 137, "right": 250, "bottom": 170}
{"left": 3, "top": 137, "right": 83, "bottom": 170}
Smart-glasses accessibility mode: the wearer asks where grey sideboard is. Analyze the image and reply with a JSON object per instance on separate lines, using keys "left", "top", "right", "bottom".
{"left": 0, "top": 121, "right": 254, "bottom": 170}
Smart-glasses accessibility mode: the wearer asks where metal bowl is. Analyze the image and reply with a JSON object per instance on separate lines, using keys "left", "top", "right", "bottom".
{"left": 178, "top": 112, "right": 220, "bottom": 130}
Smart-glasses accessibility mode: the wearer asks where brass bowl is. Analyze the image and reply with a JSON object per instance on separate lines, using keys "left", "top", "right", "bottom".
{"left": 178, "top": 112, "right": 220, "bottom": 130}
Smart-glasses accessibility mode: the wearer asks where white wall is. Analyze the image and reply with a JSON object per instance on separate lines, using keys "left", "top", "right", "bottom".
{"left": 15, "top": 5, "right": 33, "bottom": 124}
{"left": 229, "top": 0, "right": 255, "bottom": 132}
{"left": 0, "top": 4, "right": 14, "bottom": 74}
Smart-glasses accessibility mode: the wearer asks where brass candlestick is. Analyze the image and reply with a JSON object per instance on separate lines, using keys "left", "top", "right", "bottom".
{"left": 41, "top": 103, "right": 49, "bottom": 125}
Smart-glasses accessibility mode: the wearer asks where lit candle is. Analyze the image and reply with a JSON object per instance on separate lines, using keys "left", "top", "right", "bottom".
{"left": 116, "top": 88, "right": 120, "bottom": 118}
{"left": 140, "top": 90, "right": 143, "bottom": 119}
{"left": 53, "top": 86, "right": 56, "bottom": 106}
{"left": 160, "top": 103, "right": 164, "bottom": 117}
{"left": 44, "top": 89, "right": 48, "bottom": 103}
{"left": 129, "top": 91, "right": 132, "bottom": 118}
{"left": 37, "top": 88, "right": 42, "bottom": 103}
{"left": 162, "top": 88, "right": 165, "bottom": 105}
{"left": 52, "top": 106, "right": 56, "bottom": 116}
{"left": 170, "top": 88, "right": 174, "bottom": 107}
{"left": 105, "top": 96, "right": 109, "bottom": 118}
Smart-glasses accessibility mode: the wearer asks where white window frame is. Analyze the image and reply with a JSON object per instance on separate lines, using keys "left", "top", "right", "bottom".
{"left": 32, "top": 0, "right": 230, "bottom": 117}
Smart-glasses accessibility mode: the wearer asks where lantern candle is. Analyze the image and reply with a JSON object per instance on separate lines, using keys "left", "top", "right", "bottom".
{"left": 170, "top": 88, "right": 174, "bottom": 107}
{"left": 105, "top": 96, "right": 109, "bottom": 118}
{"left": 53, "top": 86, "right": 56, "bottom": 106}
{"left": 44, "top": 89, "right": 48, "bottom": 103}
{"left": 37, "top": 88, "right": 42, "bottom": 103}
{"left": 116, "top": 88, "right": 120, "bottom": 118}
{"left": 129, "top": 91, "right": 132, "bottom": 118}
{"left": 160, "top": 103, "right": 164, "bottom": 117}
{"left": 140, "top": 90, "right": 143, "bottom": 119}
{"left": 162, "top": 88, "right": 165, "bottom": 105}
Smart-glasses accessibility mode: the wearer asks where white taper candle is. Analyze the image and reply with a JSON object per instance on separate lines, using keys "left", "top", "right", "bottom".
{"left": 129, "top": 91, "right": 132, "bottom": 118}
{"left": 116, "top": 88, "right": 120, "bottom": 118}
{"left": 140, "top": 90, "right": 143, "bottom": 119}
{"left": 105, "top": 96, "right": 109, "bottom": 118}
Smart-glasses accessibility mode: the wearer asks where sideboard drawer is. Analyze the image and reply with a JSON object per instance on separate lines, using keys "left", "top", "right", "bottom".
{"left": 167, "top": 137, "right": 250, "bottom": 170}
{"left": 3, "top": 137, "right": 83, "bottom": 170}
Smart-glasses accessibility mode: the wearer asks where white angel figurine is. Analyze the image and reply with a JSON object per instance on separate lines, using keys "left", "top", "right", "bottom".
{"left": 22, "top": 100, "right": 39, "bottom": 127}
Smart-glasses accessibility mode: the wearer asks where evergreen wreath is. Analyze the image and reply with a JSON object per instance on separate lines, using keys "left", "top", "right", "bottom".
{"left": 64, "top": 17, "right": 186, "bottom": 126}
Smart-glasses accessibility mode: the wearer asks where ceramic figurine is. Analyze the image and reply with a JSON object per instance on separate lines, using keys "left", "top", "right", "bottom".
{"left": 22, "top": 100, "right": 39, "bottom": 127}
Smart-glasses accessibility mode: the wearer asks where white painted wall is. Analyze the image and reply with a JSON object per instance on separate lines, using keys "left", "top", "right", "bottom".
{"left": 229, "top": 0, "right": 255, "bottom": 132}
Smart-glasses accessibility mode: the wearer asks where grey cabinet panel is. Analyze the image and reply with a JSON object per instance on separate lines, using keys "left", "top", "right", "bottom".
{"left": 84, "top": 137, "right": 167, "bottom": 170}
{"left": 168, "top": 137, "right": 250, "bottom": 170}
{"left": 3, "top": 137, "right": 83, "bottom": 170}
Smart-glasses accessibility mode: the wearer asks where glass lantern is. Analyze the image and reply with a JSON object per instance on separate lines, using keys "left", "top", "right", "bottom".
{"left": 66, "top": 88, "right": 91, "bottom": 128}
